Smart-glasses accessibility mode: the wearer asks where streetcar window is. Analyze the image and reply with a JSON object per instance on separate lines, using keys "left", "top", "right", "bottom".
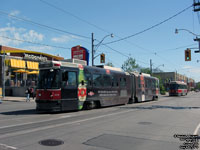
{"left": 68, "top": 72, "right": 76, "bottom": 86}
{"left": 62, "top": 71, "right": 68, "bottom": 81}
{"left": 62, "top": 71, "right": 77, "bottom": 87}
{"left": 111, "top": 76, "right": 119, "bottom": 87}
{"left": 103, "top": 75, "right": 111, "bottom": 87}
{"left": 120, "top": 77, "right": 126, "bottom": 87}
{"left": 37, "top": 69, "right": 60, "bottom": 89}
{"left": 85, "top": 73, "right": 92, "bottom": 86}
{"left": 93, "top": 74, "right": 103, "bottom": 87}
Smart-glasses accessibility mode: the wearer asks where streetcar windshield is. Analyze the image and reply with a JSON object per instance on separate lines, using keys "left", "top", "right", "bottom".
{"left": 37, "top": 69, "right": 61, "bottom": 89}
{"left": 169, "top": 84, "right": 178, "bottom": 90}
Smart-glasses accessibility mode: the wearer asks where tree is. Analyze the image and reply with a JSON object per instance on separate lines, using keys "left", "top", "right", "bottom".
{"left": 121, "top": 57, "right": 139, "bottom": 72}
{"left": 140, "top": 68, "right": 151, "bottom": 74}
{"left": 153, "top": 75, "right": 166, "bottom": 95}
{"left": 105, "top": 62, "right": 114, "bottom": 67}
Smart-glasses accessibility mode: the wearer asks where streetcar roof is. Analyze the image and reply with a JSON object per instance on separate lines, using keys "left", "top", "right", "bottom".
{"left": 169, "top": 81, "right": 187, "bottom": 85}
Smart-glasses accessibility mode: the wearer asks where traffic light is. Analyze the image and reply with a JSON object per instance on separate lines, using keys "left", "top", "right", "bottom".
{"left": 185, "top": 49, "right": 191, "bottom": 61}
{"left": 100, "top": 53, "right": 105, "bottom": 63}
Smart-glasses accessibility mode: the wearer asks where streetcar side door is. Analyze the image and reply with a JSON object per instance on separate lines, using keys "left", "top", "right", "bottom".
{"left": 140, "top": 75, "right": 145, "bottom": 101}
{"left": 61, "top": 69, "right": 78, "bottom": 109}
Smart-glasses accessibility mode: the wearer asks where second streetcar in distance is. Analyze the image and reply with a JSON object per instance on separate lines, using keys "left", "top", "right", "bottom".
{"left": 169, "top": 81, "right": 188, "bottom": 96}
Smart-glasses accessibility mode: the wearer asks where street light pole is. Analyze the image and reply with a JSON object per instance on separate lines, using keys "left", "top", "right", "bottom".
{"left": 2, "top": 49, "right": 5, "bottom": 98}
{"left": 175, "top": 28, "right": 200, "bottom": 53}
{"left": 175, "top": 28, "right": 200, "bottom": 37}
{"left": 91, "top": 33, "right": 113, "bottom": 66}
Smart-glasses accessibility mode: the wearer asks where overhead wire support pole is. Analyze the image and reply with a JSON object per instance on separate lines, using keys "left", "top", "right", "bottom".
{"left": 150, "top": 59, "right": 152, "bottom": 75}
{"left": 92, "top": 33, "right": 94, "bottom": 66}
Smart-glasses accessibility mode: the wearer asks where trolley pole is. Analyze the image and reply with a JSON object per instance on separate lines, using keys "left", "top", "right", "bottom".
{"left": 91, "top": 33, "right": 94, "bottom": 66}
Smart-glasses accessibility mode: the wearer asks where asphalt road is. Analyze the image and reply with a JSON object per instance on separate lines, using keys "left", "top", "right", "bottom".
{"left": 0, "top": 92, "right": 200, "bottom": 150}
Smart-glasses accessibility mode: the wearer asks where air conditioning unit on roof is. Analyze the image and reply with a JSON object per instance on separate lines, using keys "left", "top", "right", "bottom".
{"left": 62, "top": 59, "right": 87, "bottom": 65}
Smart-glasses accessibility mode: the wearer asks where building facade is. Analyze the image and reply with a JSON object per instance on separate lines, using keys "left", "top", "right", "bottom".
{"left": 0, "top": 45, "right": 64, "bottom": 96}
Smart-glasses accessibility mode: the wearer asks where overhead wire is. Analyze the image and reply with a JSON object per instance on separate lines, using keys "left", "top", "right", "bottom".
{"left": 0, "top": 35, "right": 71, "bottom": 49}
{"left": 155, "top": 43, "right": 197, "bottom": 53}
{"left": 1, "top": 2, "right": 193, "bottom": 70}
{"left": 39, "top": 0, "right": 157, "bottom": 55}
{"left": 39, "top": 0, "right": 111, "bottom": 34}
{"left": 0, "top": 10, "right": 91, "bottom": 40}
{"left": 104, "top": 5, "right": 193, "bottom": 45}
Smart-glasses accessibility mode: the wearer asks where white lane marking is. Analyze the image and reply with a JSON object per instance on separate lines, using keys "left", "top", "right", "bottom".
{"left": 194, "top": 122, "right": 200, "bottom": 135}
{"left": 0, "top": 143, "right": 17, "bottom": 149}
{"left": 193, "top": 122, "right": 200, "bottom": 149}
{"left": 0, "top": 109, "right": 134, "bottom": 139}
{"left": 0, "top": 96, "right": 168, "bottom": 139}
{"left": 0, "top": 115, "right": 71, "bottom": 129}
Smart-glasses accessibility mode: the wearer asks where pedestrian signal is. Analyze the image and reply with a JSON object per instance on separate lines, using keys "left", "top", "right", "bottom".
{"left": 185, "top": 49, "right": 191, "bottom": 61}
{"left": 100, "top": 53, "right": 105, "bottom": 63}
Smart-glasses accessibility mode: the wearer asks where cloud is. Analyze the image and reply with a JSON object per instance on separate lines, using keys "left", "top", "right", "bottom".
{"left": 51, "top": 35, "right": 81, "bottom": 43}
{"left": 9, "top": 10, "right": 20, "bottom": 16}
{"left": 22, "top": 30, "right": 44, "bottom": 41}
{"left": 0, "top": 25, "right": 44, "bottom": 46}
{"left": 189, "top": 68, "right": 200, "bottom": 74}
{"left": 23, "top": 46, "right": 53, "bottom": 52}
{"left": 182, "top": 65, "right": 193, "bottom": 69}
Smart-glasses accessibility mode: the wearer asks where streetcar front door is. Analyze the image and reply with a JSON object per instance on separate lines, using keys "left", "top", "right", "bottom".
{"left": 61, "top": 70, "right": 78, "bottom": 110}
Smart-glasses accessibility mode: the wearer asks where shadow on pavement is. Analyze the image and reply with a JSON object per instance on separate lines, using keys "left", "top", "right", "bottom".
{"left": 0, "top": 109, "right": 46, "bottom": 115}
{"left": 121, "top": 105, "right": 200, "bottom": 110}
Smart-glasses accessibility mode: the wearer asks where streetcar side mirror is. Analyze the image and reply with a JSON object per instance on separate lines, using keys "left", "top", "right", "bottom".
{"left": 81, "top": 80, "right": 84, "bottom": 85}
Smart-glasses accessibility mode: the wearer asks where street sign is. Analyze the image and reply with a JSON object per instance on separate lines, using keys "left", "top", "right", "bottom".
{"left": 71, "top": 46, "right": 89, "bottom": 65}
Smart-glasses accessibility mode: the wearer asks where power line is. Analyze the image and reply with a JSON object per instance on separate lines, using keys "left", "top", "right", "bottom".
{"left": 155, "top": 43, "right": 197, "bottom": 53}
{"left": 104, "top": 5, "right": 193, "bottom": 45}
{"left": 0, "top": 10, "right": 91, "bottom": 40}
{"left": 39, "top": 0, "right": 111, "bottom": 34}
{"left": 0, "top": 35, "right": 71, "bottom": 49}
{"left": 39, "top": 0, "right": 161, "bottom": 55}
{"left": 102, "top": 44, "right": 149, "bottom": 65}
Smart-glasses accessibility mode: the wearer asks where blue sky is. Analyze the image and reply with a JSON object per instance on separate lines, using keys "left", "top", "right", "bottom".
{"left": 1, "top": 0, "right": 200, "bottom": 82}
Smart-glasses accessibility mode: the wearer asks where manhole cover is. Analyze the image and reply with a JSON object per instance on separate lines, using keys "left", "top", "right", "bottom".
{"left": 39, "top": 139, "right": 64, "bottom": 146}
{"left": 138, "top": 122, "right": 152, "bottom": 125}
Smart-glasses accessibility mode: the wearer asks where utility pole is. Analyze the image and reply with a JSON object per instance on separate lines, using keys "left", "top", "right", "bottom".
{"left": 150, "top": 59, "right": 152, "bottom": 75}
{"left": 91, "top": 33, "right": 94, "bottom": 66}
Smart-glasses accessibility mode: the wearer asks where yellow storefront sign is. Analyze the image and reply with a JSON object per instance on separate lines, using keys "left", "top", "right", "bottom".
{"left": 0, "top": 88, "right": 2, "bottom": 98}
{"left": 10, "top": 59, "right": 26, "bottom": 68}
{"left": 27, "top": 61, "right": 39, "bottom": 70}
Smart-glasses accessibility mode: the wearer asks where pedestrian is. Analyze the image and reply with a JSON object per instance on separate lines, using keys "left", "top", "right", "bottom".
{"left": 30, "top": 87, "right": 35, "bottom": 100}
{"left": 26, "top": 87, "right": 31, "bottom": 102}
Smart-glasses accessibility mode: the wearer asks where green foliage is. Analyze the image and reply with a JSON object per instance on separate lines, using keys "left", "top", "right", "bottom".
{"left": 121, "top": 57, "right": 139, "bottom": 72}
{"left": 152, "top": 74, "right": 166, "bottom": 94}
{"left": 196, "top": 82, "right": 200, "bottom": 89}
{"left": 141, "top": 68, "right": 151, "bottom": 74}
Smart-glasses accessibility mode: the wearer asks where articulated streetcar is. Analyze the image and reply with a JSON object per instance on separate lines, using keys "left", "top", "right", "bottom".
{"left": 36, "top": 60, "right": 159, "bottom": 112}
{"left": 169, "top": 81, "right": 188, "bottom": 96}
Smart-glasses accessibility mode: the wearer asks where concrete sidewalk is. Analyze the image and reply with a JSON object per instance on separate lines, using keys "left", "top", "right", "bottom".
{"left": 1, "top": 96, "right": 35, "bottom": 102}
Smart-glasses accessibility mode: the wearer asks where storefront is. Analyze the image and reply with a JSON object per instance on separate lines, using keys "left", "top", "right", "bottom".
{"left": 0, "top": 45, "right": 64, "bottom": 96}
